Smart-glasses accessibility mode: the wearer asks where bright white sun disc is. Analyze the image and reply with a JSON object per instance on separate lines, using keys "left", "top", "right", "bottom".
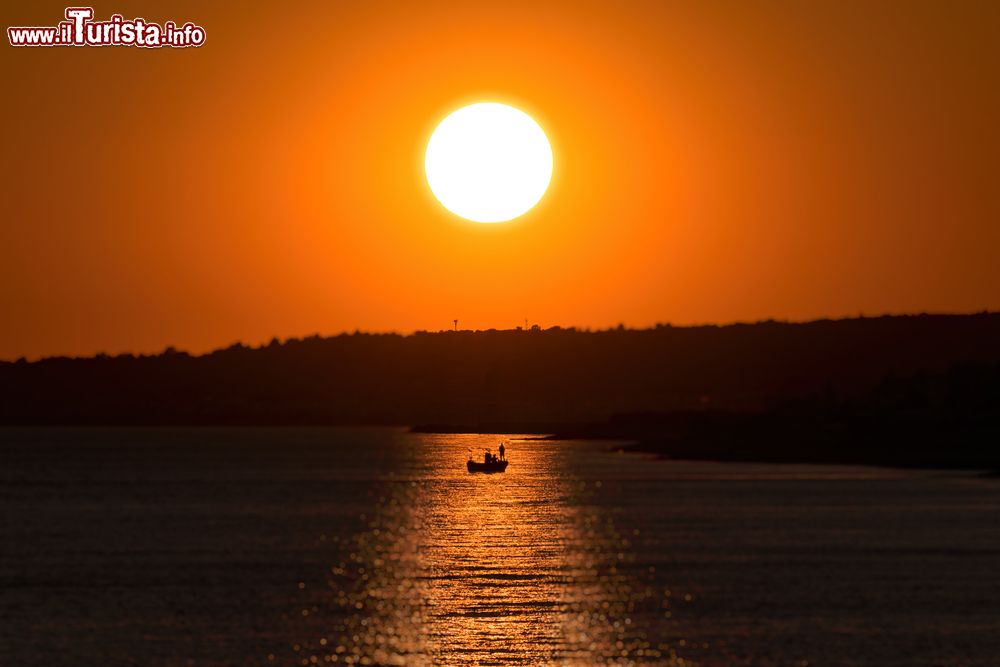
{"left": 425, "top": 102, "right": 553, "bottom": 223}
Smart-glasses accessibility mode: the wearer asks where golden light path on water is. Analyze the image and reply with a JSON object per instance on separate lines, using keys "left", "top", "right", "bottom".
{"left": 287, "top": 433, "right": 679, "bottom": 665}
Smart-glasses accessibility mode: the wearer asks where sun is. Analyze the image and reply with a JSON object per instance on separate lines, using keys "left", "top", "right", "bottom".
{"left": 425, "top": 102, "right": 553, "bottom": 223}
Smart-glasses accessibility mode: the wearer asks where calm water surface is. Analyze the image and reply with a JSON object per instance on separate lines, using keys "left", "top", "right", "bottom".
{"left": 2, "top": 427, "right": 999, "bottom": 666}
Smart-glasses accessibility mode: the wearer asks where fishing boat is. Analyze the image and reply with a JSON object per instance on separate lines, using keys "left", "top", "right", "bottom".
{"left": 467, "top": 444, "right": 510, "bottom": 473}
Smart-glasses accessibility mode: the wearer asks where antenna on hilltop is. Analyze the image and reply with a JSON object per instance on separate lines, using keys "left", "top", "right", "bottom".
{"left": 453, "top": 319, "right": 458, "bottom": 331}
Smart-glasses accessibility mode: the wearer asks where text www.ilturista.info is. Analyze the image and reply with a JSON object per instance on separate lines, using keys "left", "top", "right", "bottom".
{"left": 8, "top": 7, "right": 205, "bottom": 48}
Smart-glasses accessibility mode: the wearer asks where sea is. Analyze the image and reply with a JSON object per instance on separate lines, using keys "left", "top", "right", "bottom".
{"left": 2, "top": 427, "right": 999, "bottom": 666}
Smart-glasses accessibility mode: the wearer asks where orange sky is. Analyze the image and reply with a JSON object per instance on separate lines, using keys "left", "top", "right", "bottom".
{"left": 2, "top": 0, "right": 999, "bottom": 360}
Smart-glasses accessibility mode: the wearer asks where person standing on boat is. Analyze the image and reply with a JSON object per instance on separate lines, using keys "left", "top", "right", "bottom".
{"left": 499, "top": 442, "right": 506, "bottom": 461}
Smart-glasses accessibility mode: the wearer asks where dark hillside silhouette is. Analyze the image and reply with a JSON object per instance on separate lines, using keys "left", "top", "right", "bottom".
{"left": 2, "top": 314, "right": 1000, "bottom": 432}
{"left": 542, "top": 360, "right": 1000, "bottom": 469}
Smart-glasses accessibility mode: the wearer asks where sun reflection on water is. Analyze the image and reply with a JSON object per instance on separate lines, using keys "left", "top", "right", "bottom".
{"left": 283, "top": 434, "right": 681, "bottom": 665}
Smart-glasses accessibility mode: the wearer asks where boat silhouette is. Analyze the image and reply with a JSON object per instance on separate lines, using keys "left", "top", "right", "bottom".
{"left": 467, "top": 446, "right": 509, "bottom": 473}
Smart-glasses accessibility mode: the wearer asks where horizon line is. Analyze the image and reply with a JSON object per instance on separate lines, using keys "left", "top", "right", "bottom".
{"left": 4, "top": 309, "right": 997, "bottom": 365}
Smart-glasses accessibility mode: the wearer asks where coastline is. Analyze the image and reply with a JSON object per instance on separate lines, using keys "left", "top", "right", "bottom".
{"left": 411, "top": 411, "right": 1000, "bottom": 472}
